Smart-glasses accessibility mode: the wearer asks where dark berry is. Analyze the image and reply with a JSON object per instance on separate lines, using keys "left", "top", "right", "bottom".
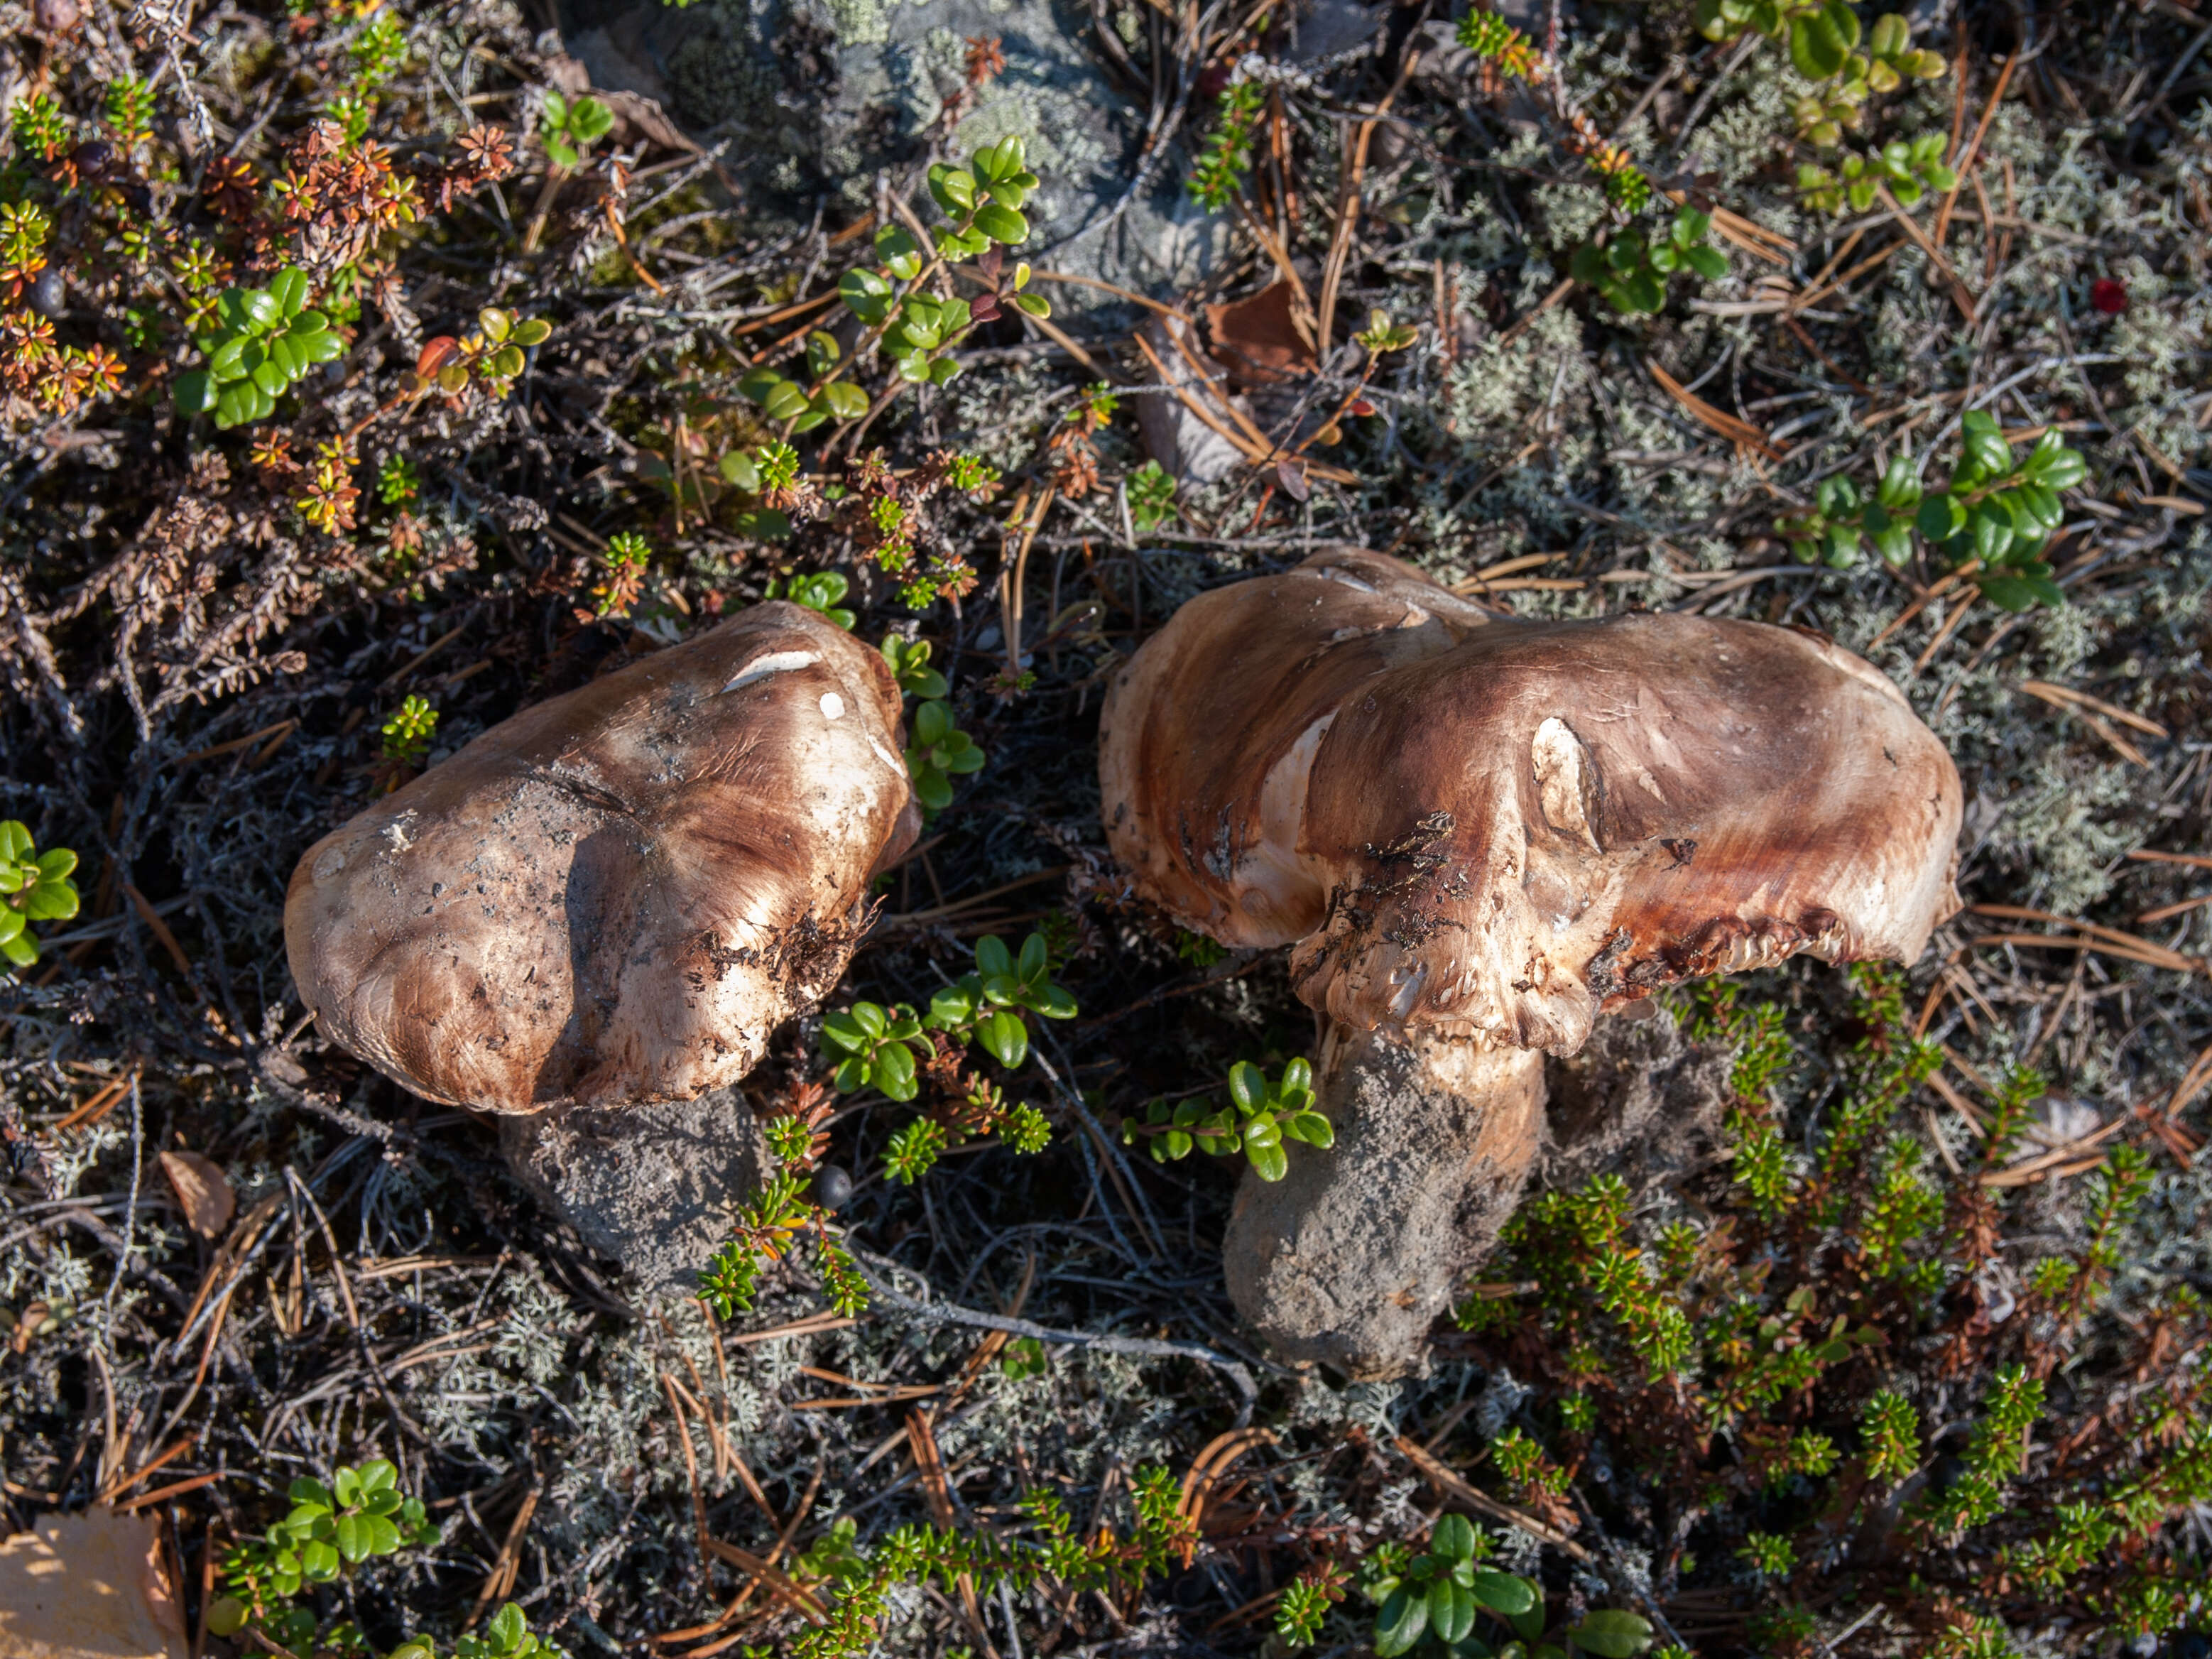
{"left": 2090, "top": 278, "right": 2127, "bottom": 315}
{"left": 812, "top": 1164, "right": 853, "bottom": 1212}
{"left": 72, "top": 138, "right": 114, "bottom": 173}
{"left": 31, "top": 266, "right": 65, "bottom": 317}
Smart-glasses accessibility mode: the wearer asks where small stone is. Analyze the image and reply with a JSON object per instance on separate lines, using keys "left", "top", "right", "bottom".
{"left": 811, "top": 1163, "right": 852, "bottom": 1212}
{"left": 31, "top": 267, "right": 65, "bottom": 318}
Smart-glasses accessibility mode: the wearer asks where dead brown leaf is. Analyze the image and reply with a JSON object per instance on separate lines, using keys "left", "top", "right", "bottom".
{"left": 157, "top": 1151, "right": 235, "bottom": 1239}
{"left": 1204, "top": 282, "right": 1318, "bottom": 389}
{"left": 0, "top": 1508, "right": 187, "bottom": 1659}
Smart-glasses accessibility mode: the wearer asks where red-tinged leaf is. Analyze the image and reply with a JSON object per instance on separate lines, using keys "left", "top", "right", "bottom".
{"left": 977, "top": 243, "right": 1003, "bottom": 283}
{"left": 1276, "top": 457, "right": 1311, "bottom": 502}
{"left": 1347, "top": 398, "right": 1376, "bottom": 417}
{"left": 415, "top": 336, "right": 461, "bottom": 376}
{"left": 970, "top": 291, "right": 1001, "bottom": 322}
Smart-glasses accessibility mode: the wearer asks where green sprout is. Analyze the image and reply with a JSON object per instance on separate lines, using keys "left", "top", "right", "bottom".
{"left": 822, "top": 1000, "right": 930, "bottom": 1102}
{"left": 380, "top": 695, "right": 438, "bottom": 764}
{"left": 1798, "top": 134, "right": 1957, "bottom": 212}
{"left": 1571, "top": 207, "right": 1726, "bottom": 315}
{"left": 884, "top": 1117, "right": 949, "bottom": 1185}
{"left": 1188, "top": 78, "right": 1265, "bottom": 212}
{"left": 377, "top": 455, "right": 419, "bottom": 506}
{"left": 1001, "top": 1335, "right": 1049, "bottom": 1378}
{"left": 922, "top": 931, "right": 1079, "bottom": 1067}
{"left": 212, "top": 1460, "right": 435, "bottom": 1627}
{"left": 1775, "top": 415, "right": 2085, "bottom": 608}
{"left": 1126, "top": 460, "right": 1178, "bottom": 533}
{"left": 905, "top": 697, "right": 985, "bottom": 812}
{"left": 1352, "top": 308, "right": 1420, "bottom": 354}
{"left": 104, "top": 77, "right": 158, "bottom": 148}
{"left": 818, "top": 934, "right": 1071, "bottom": 1185}
{"left": 881, "top": 634, "right": 949, "bottom": 697}
{"left": 1916, "top": 413, "right": 2084, "bottom": 609}
{"left": 1697, "top": 0, "right": 1858, "bottom": 80}
{"left": 740, "top": 136, "right": 1047, "bottom": 428}
{"left": 539, "top": 91, "right": 613, "bottom": 171}
{"left": 1276, "top": 1562, "right": 1350, "bottom": 1648}
{"left": 1128, "top": 1058, "right": 1331, "bottom": 1183}
{"left": 773, "top": 570, "right": 856, "bottom": 630}
{"left": 819, "top": 933, "right": 1075, "bottom": 1099}
{"left": 1738, "top": 1530, "right": 1798, "bottom": 1579}
{"left": 0, "top": 822, "right": 80, "bottom": 970}
{"left": 1361, "top": 1516, "right": 1544, "bottom": 1657}
{"left": 173, "top": 268, "right": 344, "bottom": 429}
{"left": 1861, "top": 1388, "right": 1922, "bottom": 1483}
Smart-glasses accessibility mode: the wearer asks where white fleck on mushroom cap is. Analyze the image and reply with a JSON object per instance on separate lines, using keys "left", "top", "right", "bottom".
{"left": 285, "top": 603, "right": 918, "bottom": 1112}
{"left": 1099, "top": 550, "right": 1961, "bottom": 1057}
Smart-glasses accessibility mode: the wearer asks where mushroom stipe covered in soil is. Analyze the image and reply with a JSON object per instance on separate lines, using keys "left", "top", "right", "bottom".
{"left": 285, "top": 602, "right": 920, "bottom": 1119}
{"left": 1099, "top": 547, "right": 1963, "bottom": 1377}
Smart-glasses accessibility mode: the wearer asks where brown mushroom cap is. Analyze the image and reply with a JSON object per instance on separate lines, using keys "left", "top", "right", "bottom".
{"left": 285, "top": 603, "right": 918, "bottom": 1114}
{"left": 1101, "top": 548, "right": 1962, "bottom": 1055}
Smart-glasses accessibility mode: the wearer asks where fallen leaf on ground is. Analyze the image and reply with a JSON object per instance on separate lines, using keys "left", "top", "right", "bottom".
{"left": 0, "top": 1508, "right": 187, "bottom": 1659}
{"left": 1204, "top": 282, "right": 1319, "bottom": 388}
{"left": 157, "top": 1151, "right": 235, "bottom": 1239}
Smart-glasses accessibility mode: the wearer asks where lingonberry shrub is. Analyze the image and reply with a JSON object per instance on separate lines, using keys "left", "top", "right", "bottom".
{"left": 1777, "top": 413, "right": 2087, "bottom": 608}
{"left": 0, "top": 822, "right": 80, "bottom": 969}
{"left": 205, "top": 1459, "right": 548, "bottom": 1659}
{"left": 1125, "top": 1057, "right": 1332, "bottom": 1182}
{"left": 702, "top": 933, "right": 1072, "bottom": 1317}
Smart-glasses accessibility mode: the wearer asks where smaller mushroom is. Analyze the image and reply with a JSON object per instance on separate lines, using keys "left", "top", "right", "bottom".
{"left": 285, "top": 603, "right": 917, "bottom": 1280}
{"left": 1099, "top": 548, "right": 1961, "bottom": 1376}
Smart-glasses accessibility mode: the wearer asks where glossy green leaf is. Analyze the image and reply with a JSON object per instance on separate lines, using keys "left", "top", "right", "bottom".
{"left": 1431, "top": 1513, "right": 1478, "bottom": 1562}
{"left": 979, "top": 1008, "right": 1028, "bottom": 1069}
{"left": 1375, "top": 1586, "right": 1429, "bottom": 1658}
{"left": 173, "top": 369, "right": 217, "bottom": 414}
{"left": 973, "top": 204, "right": 1030, "bottom": 245}
{"left": 1471, "top": 1570, "right": 1535, "bottom": 1614}
{"left": 840, "top": 267, "right": 894, "bottom": 325}
{"left": 928, "top": 164, "right": 976, "bottom": 214}
{"left": 873, "top": 1038, "right": 918, "bottom": 1101}
{"left": 1567, "top": 1611, "right": 1655, "bottom": 1658}
{"left": 1429, "top": 1576, "right": 1476, "bottom": 1644}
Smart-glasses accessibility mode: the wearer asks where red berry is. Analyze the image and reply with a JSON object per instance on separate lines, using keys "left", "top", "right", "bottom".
{"left": 2091, "top": 278, "right": 2127, "bottom": 315}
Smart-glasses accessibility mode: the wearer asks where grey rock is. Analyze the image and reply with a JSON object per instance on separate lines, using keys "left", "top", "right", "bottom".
{"left": 498, "top": 1086, "right": 770, "bottom": 1292}
{"left": 555, "top": 0, "right": 1236, "bottom": 310}
{"left": 1540, "top": 1004, "right": 1730, "bottom": 1194}
{"left": 1135, "top": 313, "right": 1248, "bottom": 483}
{"left": 1222, "top": 1027, "right": 1546, "bottom": 1380}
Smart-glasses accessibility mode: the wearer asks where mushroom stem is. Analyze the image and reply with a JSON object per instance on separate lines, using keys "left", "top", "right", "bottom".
{"left": 1221, "top": 1026, "right": 1546, "bottom": 1378}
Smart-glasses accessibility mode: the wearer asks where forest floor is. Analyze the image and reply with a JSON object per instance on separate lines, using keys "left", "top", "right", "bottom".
{"left": 3, "top": 0, "right": 2211, "bottom": 1655}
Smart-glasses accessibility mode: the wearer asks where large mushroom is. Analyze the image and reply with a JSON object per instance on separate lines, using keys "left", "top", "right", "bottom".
{"left": 285, "top": 603, "right": 917, "bottom": 1280}
{"left": 1098, "top": 548, "right": 1961, "bottom": 1376}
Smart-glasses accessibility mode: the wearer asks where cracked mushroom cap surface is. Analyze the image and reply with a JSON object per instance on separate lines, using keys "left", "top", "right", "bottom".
{"left": 1099, "top": 548, "right": 1961, "bottom": 1056}
{"left": 285, "top": 603, "right": 919, "bottom": 1114}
